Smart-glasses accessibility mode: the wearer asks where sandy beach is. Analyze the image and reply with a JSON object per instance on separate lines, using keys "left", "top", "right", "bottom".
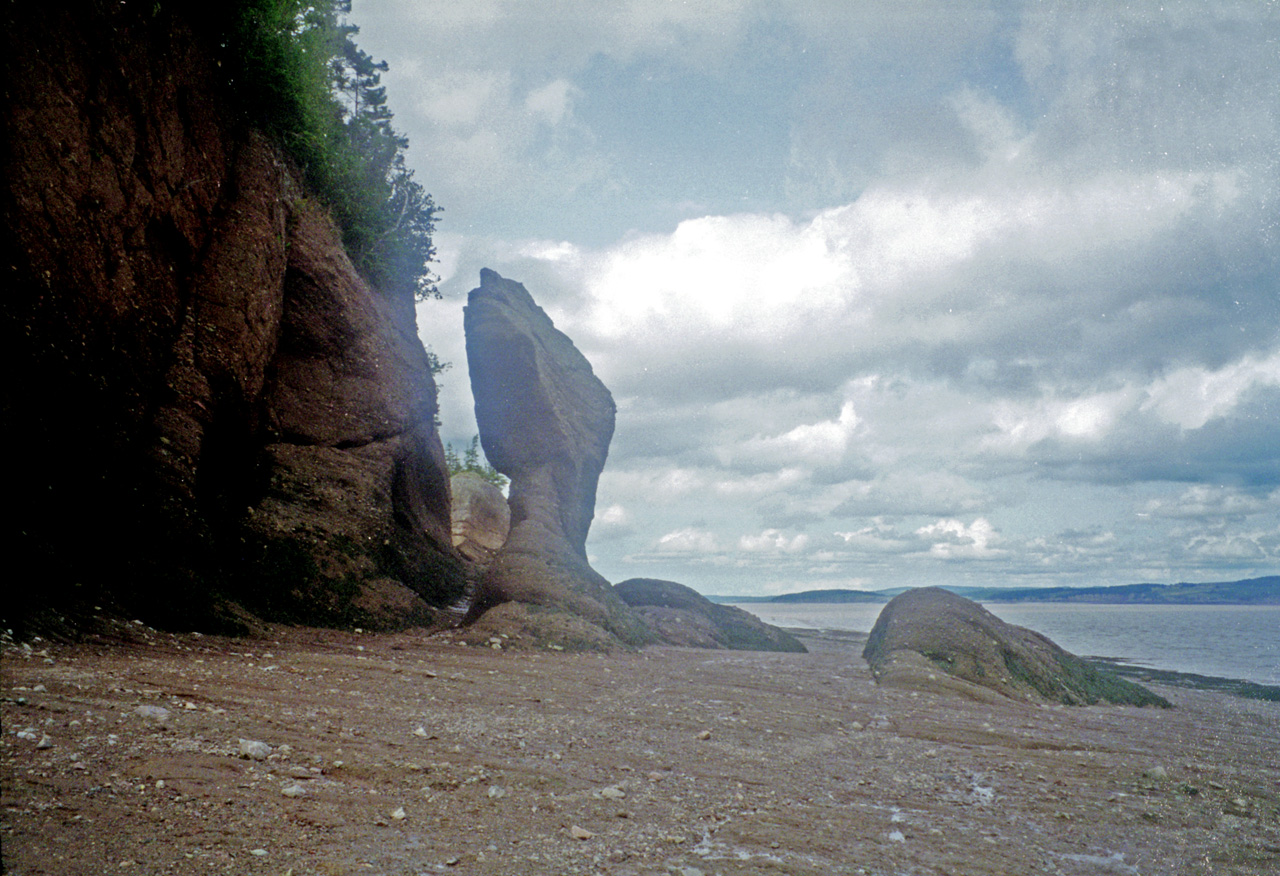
{"left": 3, "top": 624, "right": 1277, "bottom": 875}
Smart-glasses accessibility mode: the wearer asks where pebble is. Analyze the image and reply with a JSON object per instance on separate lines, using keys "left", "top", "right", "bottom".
{"left": 36, "top": 734, "right": 54, "bottom": 750}
{"left": 280, "top": 784, "right": 306, "bottom": 798}
{"left": 238, "top": 738, "right": 271, "bottom": 760}
{"left": 487, "top": 786, "right": 506, "bottom": 799}
{"left": 1223, "top": 797, "right": 1253, "bottom": 818}
{"left": 249, "top": 848, "right": 268, "bottom": 857}
{"left": 391, "top": 806, "right": 407, "bottom": 820}
{"left": 135, "top": 705, "right": 171, "bottom": 722}
{"left": 696, "top": 730, "right": 712, "bottom": 740}
{"left": 599, "top": 786, "right": 626, "bottom": 800}
{"left": 569, "top": 825, "right": 594, "bottom": 840}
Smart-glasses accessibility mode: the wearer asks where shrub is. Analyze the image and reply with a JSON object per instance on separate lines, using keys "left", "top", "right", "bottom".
{"left": 221, "top": 0, "right": 441, "bottom": 300}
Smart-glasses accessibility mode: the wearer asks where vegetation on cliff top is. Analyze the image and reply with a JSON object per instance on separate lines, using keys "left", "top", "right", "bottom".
{"left": 222, "top": 0, "right": 440, "bottom": 301}
{"left": 445, "top": 436, "right": 508, "bottom": 489}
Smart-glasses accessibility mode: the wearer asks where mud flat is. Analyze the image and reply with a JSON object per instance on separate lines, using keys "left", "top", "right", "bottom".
{"left": 3, "top": 625, "right": 1278, "bottom": 875}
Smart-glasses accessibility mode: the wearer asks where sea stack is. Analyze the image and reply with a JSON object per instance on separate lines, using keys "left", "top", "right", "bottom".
{"left": 462, "top": 269, "right": 650, "bottom": 648}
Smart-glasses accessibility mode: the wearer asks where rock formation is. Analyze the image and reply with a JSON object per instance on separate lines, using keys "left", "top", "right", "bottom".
{"left": 863, "top": 588, "right": 1169, "bottom": 707}
{"left": 2, "top": 3, "right": 465, "bottom": 632}
{"left": 450, "top": 472, "right": 510, "bottom": 563}
{"left": 615, "top": 579, "right": 808, "bottom": 652}
{"left": 463, "top": 270, "right": 650, "bottom": 648}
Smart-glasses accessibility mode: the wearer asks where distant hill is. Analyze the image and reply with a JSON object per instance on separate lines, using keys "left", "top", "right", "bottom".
{"left": 765, "top": 588, "right": 888, "bottom": 604}
{"left": 708, "top": 576, "right": 1279, "bottom": 606}
{"left": 968, "top": 576, "right": 1280, "bottom": 605}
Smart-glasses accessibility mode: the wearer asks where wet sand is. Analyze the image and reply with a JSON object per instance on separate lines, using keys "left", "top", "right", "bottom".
{"left": 3, "top": 624, "right": 1278, "bottom": 875}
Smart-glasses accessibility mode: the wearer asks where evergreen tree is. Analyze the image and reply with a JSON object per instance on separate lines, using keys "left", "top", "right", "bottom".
{"left": 225, "top": 0, "right": 441, "bottom": 300}
{"left": 445, "top": 436, "right": 508, "bottom": 489}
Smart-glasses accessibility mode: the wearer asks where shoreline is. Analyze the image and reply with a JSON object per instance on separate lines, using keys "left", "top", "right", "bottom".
{"left": 780, "top": 627, "right": 1280, "bottom": 702}
{"left": 1084, "top": 658, "right": 1280, "bottom": 703}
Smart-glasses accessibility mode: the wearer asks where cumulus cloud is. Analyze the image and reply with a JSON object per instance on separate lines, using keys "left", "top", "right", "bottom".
{"left": 1141, "top": 487, "right": 1278, "bottom": 522}
{"left": 739, "top": 529, "right": 811, "bottom": 554}
{"left": 591, "top": 503, "right": 635, "bottom": 540}
{"left": 1142, "top": 352, "right": 1280, "bottom": 431}
{"left": 356, "top": 1, "right": 1280, "bottom": 593}
{"left": 735, "top": 402, "right": 860, "bottom": 469}
{"left": 654, "top": 526, "right": 721, "bottom": 555}
{"left": 916, "top": 518, "right": 1006, "bottom": 560}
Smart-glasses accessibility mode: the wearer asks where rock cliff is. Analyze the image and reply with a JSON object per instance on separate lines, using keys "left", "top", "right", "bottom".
{"left": 863, "top": 588, "right": 1169, "bottom": 706}
{"left": 462, "top": 270, "right": 651, "bottom": 649}
{"left": 2, "top": 3, "right": 464, "bottom": 632}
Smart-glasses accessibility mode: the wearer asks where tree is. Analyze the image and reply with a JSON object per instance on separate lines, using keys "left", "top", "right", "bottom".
{"left": 445, "top": 436, "right": 508, "bottom": 489}
{"left": 224, "top": 0, "right": 441, "bottom": 300}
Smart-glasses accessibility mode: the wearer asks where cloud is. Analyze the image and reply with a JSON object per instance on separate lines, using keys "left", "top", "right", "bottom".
{"left": 533, "top": 164, "right": 1265, "bottom": 407}
{"left": 734, "top": 402, "right": 860, "bottom": 469}
{"left": 738, "top": 529, "right": 811, "bottom": 555}
{"left": 1185, "top": 529, "right": 1279, "bottom": 562}
{"left": 1141, "top": 486, "right": 1278, "bottom": 521}
{"left": 982, "top": 348, "right": 1280, "bottom": 453}
{"left": 363, "top": 1, "right": 1280, "bottom": 594}
{"left": 523, "top": 79, "right": 578, "bottom": 125}
{"left": 591, "top": 503, "right": 635, "bottom": 541}
{"left": 1141, "top": 351, "right": 1280, "bottom": 431}
{"left": 915, "top": 518, "right": 1006, "bottom": 559}
{"left": 652, "top": 527, "right": 721, "bottom": 556}
{"left": 834, "top": 521, "right": 921, "bottom": 556}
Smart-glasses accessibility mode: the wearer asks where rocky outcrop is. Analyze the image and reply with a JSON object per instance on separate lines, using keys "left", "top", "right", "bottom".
{"left": 863, "top": 588, "right": 1169, "bottom": 707}
{"left": 462, "top": 270, "right": 650, "bottom": 648}
{"left": 2, "top": 3, "right": 464, "bottom": 632}
{"left": 615, "top": 579, "right": 808, "bottom": 652}
{"left": 450, "top": 472, "right": 510, "bottom": 563}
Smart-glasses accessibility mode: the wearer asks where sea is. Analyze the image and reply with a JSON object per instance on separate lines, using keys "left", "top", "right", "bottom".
{"left": 732, "top": 602, "right": 1280, "bottom": 687}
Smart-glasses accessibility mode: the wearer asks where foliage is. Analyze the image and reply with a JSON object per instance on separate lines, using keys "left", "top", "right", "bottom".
{"left": 445, "top": 436, "right": 507, "bottom": 488}
{"left": 221, "top": 0, "right": 441, "bottom": 300}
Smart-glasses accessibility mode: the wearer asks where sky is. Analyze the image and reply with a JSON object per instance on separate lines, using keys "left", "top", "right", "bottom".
{"left": 350, "top": 0, "right": 1280, "bottom": 596}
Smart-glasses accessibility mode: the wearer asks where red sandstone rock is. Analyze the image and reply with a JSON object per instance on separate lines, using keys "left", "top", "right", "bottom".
{"left": 2, "top": 4, "right": 463, "bottom": 632}
{"left": 462, "top": 270, "right": 650, "bottom": 647}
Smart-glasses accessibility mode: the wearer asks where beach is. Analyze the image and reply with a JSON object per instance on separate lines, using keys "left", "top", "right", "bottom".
{"left": 3, "top": 625, "right": 1278, "bottom": 875}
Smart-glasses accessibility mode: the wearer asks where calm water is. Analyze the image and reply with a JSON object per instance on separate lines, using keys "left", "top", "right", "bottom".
{"left": 734, "top": 602, "right": 1280, "bottom": 687}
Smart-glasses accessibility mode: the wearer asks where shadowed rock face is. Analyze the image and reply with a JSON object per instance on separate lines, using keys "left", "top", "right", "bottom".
{"left": 615, "top": 579, "right": 808, "bottom": 653}
{"left": 463, "top": 270, "right": 650, "bottom": 648}
{"left": 2, "top": 3, "right": 464, "bottom": 633}
{"left": 863, "top": 588, "right": 1169, "bottom": 707}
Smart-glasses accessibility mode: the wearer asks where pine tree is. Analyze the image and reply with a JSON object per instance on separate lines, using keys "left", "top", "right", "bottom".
{"left": 445, "top": 436, "right": 508, "bottom": 489}
{"left": 225, "top": 0, "right": 441, "bottom": 301}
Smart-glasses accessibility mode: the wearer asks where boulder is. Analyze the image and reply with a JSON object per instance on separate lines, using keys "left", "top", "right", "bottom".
{"left": 615, "top": 579, "right": 808, "bottom": 652}
{"left": 450, "top": 472, "right": 510, "bottom": 562}
{"left": 862, "top": 588, "right": 1169, "bottom": 707}
{"left": 462, "top": 270, "right": 650, "bottom": 648}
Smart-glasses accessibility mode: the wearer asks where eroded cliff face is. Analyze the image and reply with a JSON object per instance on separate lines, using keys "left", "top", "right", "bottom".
{"left": 2, "top": 3, "right": 464, "bottom": 632}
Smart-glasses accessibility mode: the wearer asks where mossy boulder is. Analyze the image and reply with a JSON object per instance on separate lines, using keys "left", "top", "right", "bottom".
{"left": 863, "top": 588, "right": 1169, "bottom": 707}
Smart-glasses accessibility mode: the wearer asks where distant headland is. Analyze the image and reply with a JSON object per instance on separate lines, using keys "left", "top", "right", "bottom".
{"left": 711, "top": 575, "right": 1280, "bottom": 606}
